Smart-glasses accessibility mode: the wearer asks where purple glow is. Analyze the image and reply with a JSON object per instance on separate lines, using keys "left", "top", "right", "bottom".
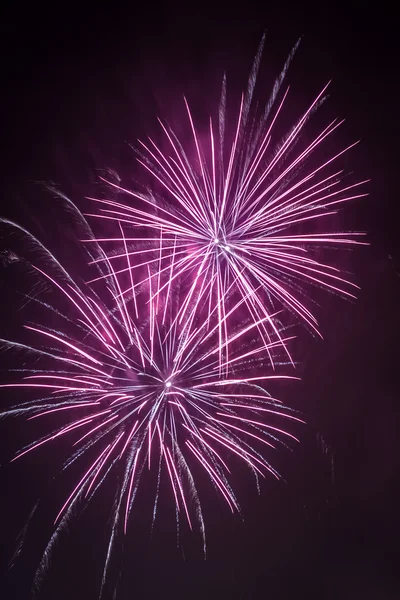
{"left": 0, "top": 37, "right": 365, "bottom": 594}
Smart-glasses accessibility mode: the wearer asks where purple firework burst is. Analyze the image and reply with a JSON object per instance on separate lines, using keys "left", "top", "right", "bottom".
{"left": 85, "top": 37, "right": 367, "bottom": 365}
{"left": 0, "top": 201, "right": 301, "bottom": 591}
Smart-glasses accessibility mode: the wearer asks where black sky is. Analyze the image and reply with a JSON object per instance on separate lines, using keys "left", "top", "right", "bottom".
{"left": 1, "top": 3, "right": 399, "bottom": 599}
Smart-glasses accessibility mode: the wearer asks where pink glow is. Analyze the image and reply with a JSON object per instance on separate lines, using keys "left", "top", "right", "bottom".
{"left": 0, "top": 41, "right": 366, "bottom": 571}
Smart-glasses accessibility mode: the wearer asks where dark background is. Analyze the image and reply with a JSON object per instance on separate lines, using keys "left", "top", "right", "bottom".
{"left": 0, "top": 2, "right": 399, "bottom": 599}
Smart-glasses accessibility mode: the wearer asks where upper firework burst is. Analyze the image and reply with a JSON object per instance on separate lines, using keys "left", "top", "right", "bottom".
{"left": 86, "top": 37, "right": 367, "bottom": 363}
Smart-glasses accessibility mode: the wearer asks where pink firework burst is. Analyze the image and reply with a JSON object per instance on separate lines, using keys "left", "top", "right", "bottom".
{"left": 85, "top": 38, "right": 367, "bottom": 364}
{"left": 0, "top": 203, "right": 301, "bottom": 589}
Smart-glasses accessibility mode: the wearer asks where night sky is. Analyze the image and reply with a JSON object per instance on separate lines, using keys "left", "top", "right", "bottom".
{"left": 1, "top": 3, "right": 399, "bottom": 599}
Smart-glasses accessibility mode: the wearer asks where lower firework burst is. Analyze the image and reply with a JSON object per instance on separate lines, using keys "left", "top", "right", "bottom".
{"left": 0, "top": 197, "right": 302, "bottom": 593}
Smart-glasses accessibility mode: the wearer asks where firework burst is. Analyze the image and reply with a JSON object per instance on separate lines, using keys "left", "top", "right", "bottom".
{"left": 85, "top": 37, "right": 367, "bottom": 363}
{"left": 0, "top": 199, "right": 301, "bottom": 591}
